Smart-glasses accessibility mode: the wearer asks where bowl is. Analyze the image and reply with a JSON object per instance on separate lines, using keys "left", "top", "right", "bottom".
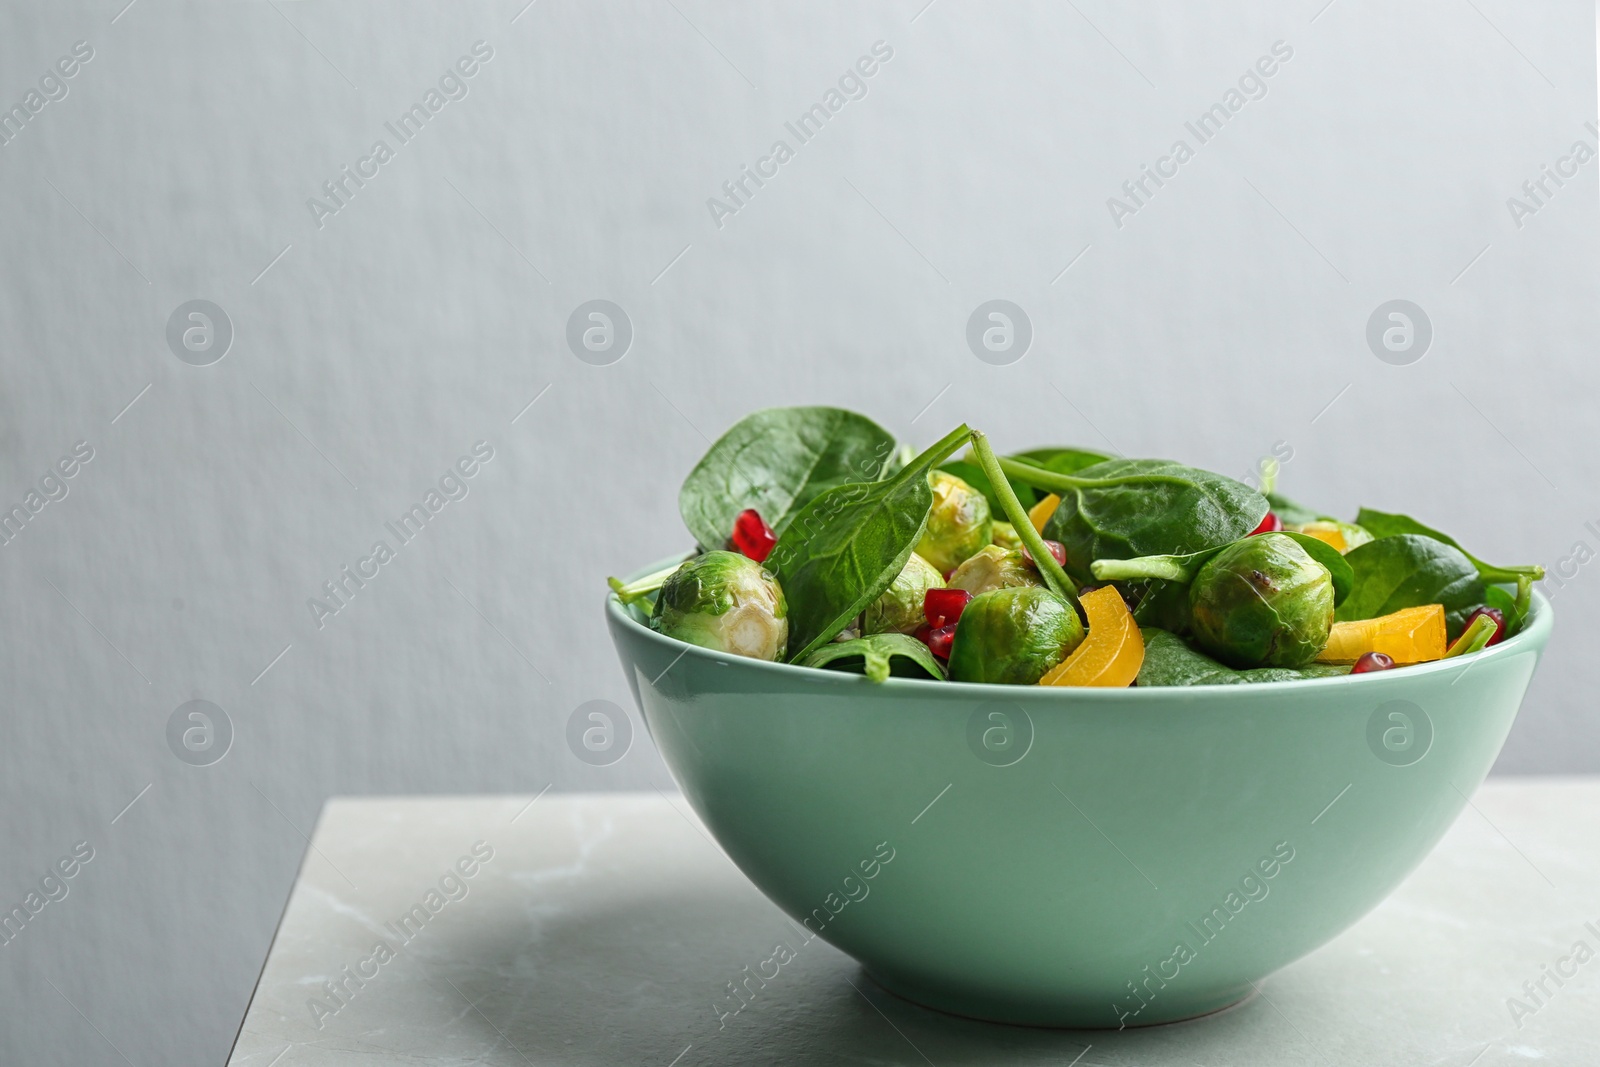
{"left": 606, "top": 560, "right": 1552, "bottom": 1028}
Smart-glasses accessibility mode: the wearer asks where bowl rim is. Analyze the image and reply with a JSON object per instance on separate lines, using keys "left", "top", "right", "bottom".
{"left": 607, "top": 554, "right": 1552, "bottom": 699}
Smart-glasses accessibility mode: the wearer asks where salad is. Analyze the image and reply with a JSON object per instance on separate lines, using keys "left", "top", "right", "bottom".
{"left": 608, "top": 407, "right": 1544, "bottom": 687}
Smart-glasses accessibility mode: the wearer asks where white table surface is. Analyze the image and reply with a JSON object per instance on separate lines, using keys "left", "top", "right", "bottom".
{"left": 226, "top": 781, "right": 1600, "bottom": 1066}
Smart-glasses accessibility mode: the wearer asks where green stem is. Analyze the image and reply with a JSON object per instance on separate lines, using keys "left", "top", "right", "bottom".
{"left": 996, "top": 455, "right": 1197, "bottom": 495}
{"left": 1479, "top": 563, "right": 1545, "bottom": 584}
{"left": 901, "top": 423, "right": 975, "bottom": 482}
{"left": 608, "top": 562, "right": 683, "bottom": 605}
{"left": 1091, "top": 556, "right": 1195, "bottom": 584}
{"left": 1515, "top": 574, "right": 1533, "bottom": 619}
{"left": 970, "top": 431, "right": 1080, "bottom": 612}
{"left": 1443, "top": 612, "right": 1497, "bottom": 658}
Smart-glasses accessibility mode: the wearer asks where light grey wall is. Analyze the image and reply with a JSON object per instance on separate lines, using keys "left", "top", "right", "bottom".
{"left": 0, "top": 0, "right": 1593, "bottom": 1062}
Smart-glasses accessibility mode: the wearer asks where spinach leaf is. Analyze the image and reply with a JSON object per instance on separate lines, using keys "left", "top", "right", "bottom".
{"left": 770, "top": 424, "right": 971, "bottom": 663}
{"left": 1136, "top": 628, "right": 1350, "bottom": 686}
{"left": 1354, "top": 508, "right": 1544, "bottom": 584}
{"left": 679, "top": 407, "right": 896, "bottom": 549}
{"left": 1336, "top": 534, "right": 1486, "bottom": 637}
{"left": 998, "top": 456, "right": 1267, "bottom": 583}
{"left": 801, "top": 633, "right": 945, "bottom": 683}
{"left": 1013, "top": 447, "right": 1113, "bottom": 475}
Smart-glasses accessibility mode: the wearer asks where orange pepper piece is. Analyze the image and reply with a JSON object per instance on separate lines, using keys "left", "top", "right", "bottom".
{"left": 1293, "top": 521, "right": 1347, "bottom": 553}
{"left": 1040, "top": 586, "right": 1144, "bottom": 687}
{"left": 1028, "top": 493, "right": 1061, "bottom": 534}
{"left": 1315, "top": 604, "right": 1446, "bottom": 665}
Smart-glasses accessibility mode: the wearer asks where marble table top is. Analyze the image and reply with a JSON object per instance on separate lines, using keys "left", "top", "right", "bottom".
{"left": 227, "top": 780, "right": 1600, "bottom": 1066}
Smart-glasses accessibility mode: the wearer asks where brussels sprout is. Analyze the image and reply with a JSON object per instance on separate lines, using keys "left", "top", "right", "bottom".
{"left": 650, "top": 550, "right": 788, "bottom": 661}
{"left": 947, "top": 544, "right": 1042, "bottom": 597}
{"left": 947, "top": 586, "right": 1085, "bottom": 685}
{"left": 916, "top": 470, "right": 993, "bottom": 573}
{"left": 991, "top": 520, "right": 1024, "bottom": 552}
{"left": 863, "top": 552, "right": 943, "bottom": 635}
{"left": 1188, "top": 533, "right": 1334, "bottom": 669}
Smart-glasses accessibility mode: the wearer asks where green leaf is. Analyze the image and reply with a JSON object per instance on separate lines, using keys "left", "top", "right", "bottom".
{"left": 1136, "top": 628, "right": 1350, "bottom": 686}
{"left": 1354, "top": 508, "right": 1544, "bottom": 585}
{"left": 770, "top": 424, "right": 971, "bottom": 663}
{"left": 1336, "top": 534, "right": 1486, "bottom": 637}
{"left": 679, "top": 407, "right": 896, "bottom": 549}
{"left": 1012, "top": 447, "right": 1113, "bottom": 475}
{"left": 801, "top": 633, "right": 946, "bottom": 683}
{"left": 1000, "top": 457, "right": 1268, "bottom": 583}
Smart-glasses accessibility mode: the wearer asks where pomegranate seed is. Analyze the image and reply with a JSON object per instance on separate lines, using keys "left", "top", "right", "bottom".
{"left": 924, "top": 588, "right": 972, "bottom": 629}
{"left": 1464, "top": 606, "right": 1507, "bottom": 646}
{"left": 1351, "top": 652, "right": 1396, "bottom": 674}
{"left": 731, "top": 508, "right": 776, "bottom": 563}
{"left": 915, "top": 622, "right": 956, "bottom": 660}
{"left": 1021, "top": 540, "right": 1068, "bottom": 568}
{"left": 1250, "top": 512, "right": 1283, "bottom": 535}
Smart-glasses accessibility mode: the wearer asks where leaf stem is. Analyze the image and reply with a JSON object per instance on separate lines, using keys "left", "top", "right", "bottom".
{"left": 1443, "top": 612, "right": 1498, "bottom": 658}
{"left": 1515, "top": 574, "right": 1533, "bottom": 619}
{"left": 608, "top": 561, "right": 683, "bottom": 605}
{"left": 1478, "top": 563, "right": 1546, "bottom": 583}
{"left": 1091, "top": 556, "right": 1195, "bottom": 583}
{"left": 996, "top": 455, "right": 1196, "bottom": 494}
{"left": 971, "top": 431, "right": 1080, "bottom": 612}
{"left": 903, "top": 423, "right": 976, "bottom": 482}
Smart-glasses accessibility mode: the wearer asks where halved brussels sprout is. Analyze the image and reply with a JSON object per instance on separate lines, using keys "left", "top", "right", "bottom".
{"left": 863, "top": 552, "right": 943, "bottom": 635}
{"left": 946, "top": 544, "right": 1042, "bottom": 597}
{"left": 650, "top": 550, "right": 788, "bottom": 661}
{"left": 916, "top": 470, "right": 993, "bottom": 573}
{"left": 1188, "top": 533, "right": 1333, "bottom": 668}
{"left": 947, "top": 586, "right": 1085, "bottom": 685}
{"left": 990, "top": 520, "right": 1024, "bottom": 552}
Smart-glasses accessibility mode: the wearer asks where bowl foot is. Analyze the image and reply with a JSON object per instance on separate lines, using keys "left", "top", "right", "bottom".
{"left": 863, "top": 968, "right": 1255, "bottom": 1030}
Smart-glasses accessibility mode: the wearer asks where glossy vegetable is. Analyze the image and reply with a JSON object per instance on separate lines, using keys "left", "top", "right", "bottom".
{"left": 948, "top": 587, "right": 1085, "bottom": 685}
{"left": 1188, "top": 534, "right": 1334, "bottom": 669}
{"left": 650, "top": 551, "right": 788, "bottom": 661}
{"left": 946, "top": 545, "right": 1043, "bottom": 596}
{"left": 1040, "top": 586, "right": 1143, "bottom": 687}
{"left": 915, "top": 470, "right": 993, "bottom": 573}
{"left": 769, "top": 424, "right": 971, "bottom": 662}
{"left": 679, "top": 407, "right": 896, "bottom": 549}
{"left": 1443, "top": 611, "right": 1500, "bottom": 659}
{"left": 802, "top": 633, "right": 945, "bottom": 682}
{"left": 1316, "top": 604, "right": 1446, "bottom": 665}
{"left": 990, "top": 520, "right": 1024, "bottom": 551}
{"left": 863, "top": 552, "right": 944, "bottom": 635}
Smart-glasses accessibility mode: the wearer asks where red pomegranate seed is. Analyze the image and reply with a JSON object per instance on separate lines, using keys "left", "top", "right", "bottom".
{"left": 1351, "top": 652, "right": 1396, "bottom": 674}
{"left": 924, "top": 588, "right": 972, "bottom": 628}
{"left": 1250, "top": 512, "right": 1283, "bottom": 535}
{"left": 1463, "top": 606, "right": 1507, "bottom": 646}
{"left": 1021, "top": 540, "right": 1068, "bottom": 568}
{"left": 731, "top": 508, "right": 776, "bottom": 562}
{"left": 916, "top": 622, "right": 956, "bottom": 660}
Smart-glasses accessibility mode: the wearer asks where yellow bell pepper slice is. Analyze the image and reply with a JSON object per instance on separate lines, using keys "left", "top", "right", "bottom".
{"left": 1040, "top": 586, "right": 1144, "bottom": 687}
{"left": 1028, "top": 493, "right": 1060, "bottom": 534}
{"left": 1292, "top": 521, "right": 1347, "bottom": 554}
{"left": 1315, "top": 604, "right": 1446, "bottom": 665}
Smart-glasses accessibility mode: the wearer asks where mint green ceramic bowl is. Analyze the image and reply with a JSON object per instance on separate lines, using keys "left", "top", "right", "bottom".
{"left": 607, "top": 565, "right": 1551, "bottom": 1028}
